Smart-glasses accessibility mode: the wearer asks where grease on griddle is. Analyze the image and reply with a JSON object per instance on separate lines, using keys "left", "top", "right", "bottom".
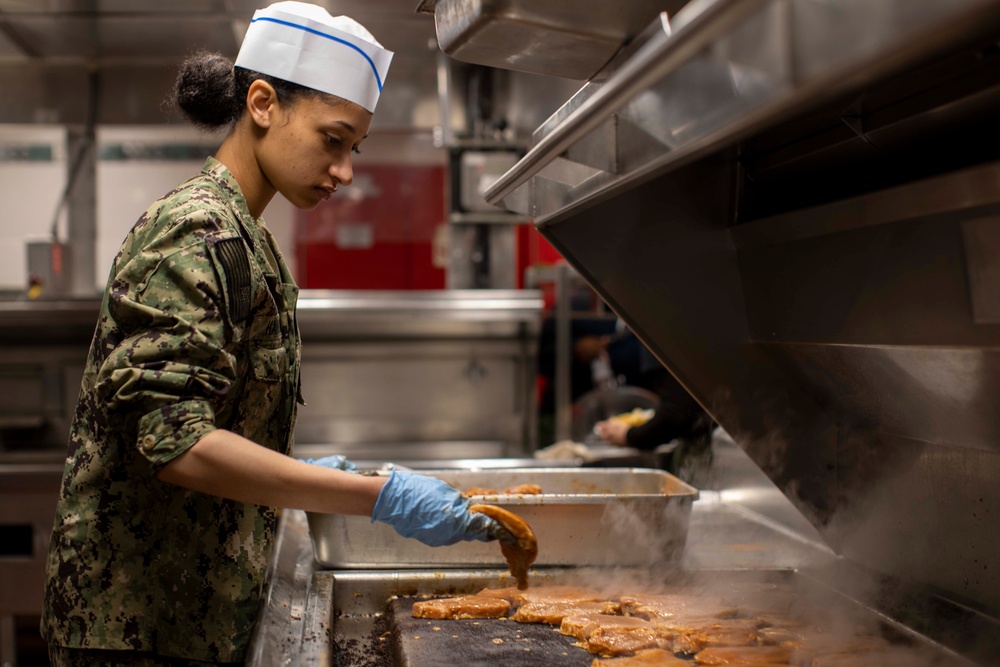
{"left": 331, "top": 613, "right": 394, "bottom": 667}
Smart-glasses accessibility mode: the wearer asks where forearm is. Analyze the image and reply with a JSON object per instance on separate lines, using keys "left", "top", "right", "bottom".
{"left": 155, "top": 428, "right": 385, "bottom": 515}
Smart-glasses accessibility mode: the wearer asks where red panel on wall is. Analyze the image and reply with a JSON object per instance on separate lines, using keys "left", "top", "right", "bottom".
{"left": 516, "top": 224, "right": 567, "bottom": 309}
{"left": 295, "top": 164, "right": 447, "bottom": 289}
{"left": 516, "top": 224, "right": 564, "bottom": 288}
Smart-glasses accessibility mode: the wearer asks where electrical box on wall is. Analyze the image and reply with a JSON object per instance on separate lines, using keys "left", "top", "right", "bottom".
{"left": 26, "top": 241, "right": 72, "bottom": 297}
{"left": 447, "top": 145, "right": 530, "bottom": 290}
{"left": 458, "top": 151, "right": 520, "bottom": 212}
{"left": 0, "top": 125, "right": 67, "bottom": 293}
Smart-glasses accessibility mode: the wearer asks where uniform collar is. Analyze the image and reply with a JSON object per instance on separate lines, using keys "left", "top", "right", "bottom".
{"left": 201, "top": 156, "right": 262, "bottom": 252}
{"left": 201, "top": 156, "right": 255, "bottom": 221}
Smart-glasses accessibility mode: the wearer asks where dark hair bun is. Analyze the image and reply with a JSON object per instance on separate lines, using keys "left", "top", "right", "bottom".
{"left": 174, "top": 51, "right": 241, "bottom": 129}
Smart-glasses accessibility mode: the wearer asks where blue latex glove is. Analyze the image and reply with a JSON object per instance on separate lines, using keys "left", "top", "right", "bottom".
{"left": 371, "top": 470, "right": 502, "bottom": 547}
{"left": 300, "top": 455, "right": 357, "bottom": 471}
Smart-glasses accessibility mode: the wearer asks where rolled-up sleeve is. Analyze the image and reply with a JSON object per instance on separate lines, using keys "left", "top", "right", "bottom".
{"left": 136, "top": 399, "right": 217, "bottom": 468}
{"left": 96, "top": 216, "right": 243, "bottom": 471}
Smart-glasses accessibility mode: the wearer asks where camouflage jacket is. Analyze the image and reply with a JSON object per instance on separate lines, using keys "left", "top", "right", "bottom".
{"left": 42, "top": 157, "right": 302, "bottom": 662}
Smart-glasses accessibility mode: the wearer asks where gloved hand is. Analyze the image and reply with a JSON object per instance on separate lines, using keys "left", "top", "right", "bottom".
{"left": 371, "top": 470, "right": 503, "bottom": 547}
{"left": 300, "top": 455, "right": 357, "bottom": 471}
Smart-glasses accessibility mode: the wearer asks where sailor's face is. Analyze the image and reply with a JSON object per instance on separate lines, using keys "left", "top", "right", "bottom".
{"left": 262, "top": 94, "right": 372, "bottom": 210}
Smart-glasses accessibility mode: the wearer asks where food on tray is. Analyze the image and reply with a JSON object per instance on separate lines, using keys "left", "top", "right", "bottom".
{"left": 462, "top": 483, "right": 544, "bottom": 496}
{"left": 591, "top": 648, "right": 692, "bottom": 666}
{"left": 693, "top": 645, "right": 794, "bottom": 664}
{"left": 534, "top": 439, "right": 598, "bottom": 461}
{"left": 607, "top": 408, "right": 655, "bottom": 428}
{"left": 503, "top": 483, "right": 543, "bottom": 495}
{"left": 468, "top": 504, "right": 538, "bottom": 590}
{"left": 512, "top": 599, "right": 620, "bottom": 624}
{"left": 463, "top": 486, "right": 499, "bottom": 496}
{"left": 411, "top": 595, "right": 511, "bottom": 619}
{"left": 478, "top": 584, "right": 606, "bottom": 608}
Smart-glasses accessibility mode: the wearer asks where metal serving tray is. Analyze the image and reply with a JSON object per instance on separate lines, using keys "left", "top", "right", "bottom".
{"left": 306, "top": 468, "right": 698, "bottom": 569}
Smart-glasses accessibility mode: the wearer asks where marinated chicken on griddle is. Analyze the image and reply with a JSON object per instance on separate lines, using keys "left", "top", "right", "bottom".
{"left": 512, "top": 599, "right": 620, "bottom": 624}
{"left": 411, "top": 595, "right": 510, "bottom": 619}
{"left": 408, "top": 579, "right": 936, "bottom": 666}
{"left": 591, "top": 647, "right": 692, "bottom": 666}
{"left": 620, "top": 594, "right": 740, "bottom": 620}
{"left": 660, "top": 618, "right": 764, "bottom": 654}
{"left": 561, "top": 613, "right": 657, "bottom": 642}
{"left": 476, "top": 584, "right": 605, "bottom": 607}
{"left": 586, "top": 624, "right": 670, "bottom": 657}
{"left": 692, "top": 645, "right": 794, "bottom": 665}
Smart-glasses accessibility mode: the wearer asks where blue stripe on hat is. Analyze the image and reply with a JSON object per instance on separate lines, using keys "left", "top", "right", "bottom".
{"left": 249, "top": 16, "right": 384, "bottom": 91}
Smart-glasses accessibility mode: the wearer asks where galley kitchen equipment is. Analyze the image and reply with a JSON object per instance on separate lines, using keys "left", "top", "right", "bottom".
{"left": 245, "top": 0, "right": 1000, "bottom": 665}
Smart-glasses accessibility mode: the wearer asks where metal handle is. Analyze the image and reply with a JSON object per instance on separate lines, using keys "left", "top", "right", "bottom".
{"left": 483, "top": 0, "right": 769, "bottom": 206}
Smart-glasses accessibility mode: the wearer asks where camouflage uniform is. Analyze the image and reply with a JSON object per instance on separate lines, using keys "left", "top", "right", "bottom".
{"left": 42, "top": 157, "right": 302, "bottom": 663}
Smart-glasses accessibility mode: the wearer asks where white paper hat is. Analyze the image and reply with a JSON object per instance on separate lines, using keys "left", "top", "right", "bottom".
{"left": 235, "top": 1, "right": 393, "bottom": 113}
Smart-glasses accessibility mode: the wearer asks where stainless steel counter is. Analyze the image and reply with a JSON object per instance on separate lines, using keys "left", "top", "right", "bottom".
{"left": 0, "top": 289, "right": 544, "bottom": 456}
{"left": 0, "top": 290, "right": 544, "bottom": 341}
{"left": 0, "top": 297, "right": 100, "bottom": 343}
{"left": 0, "top": 458, "right": 62, "bottom": 667}
{"left": 296, "top": 290, "right": 543, "bottom": 339}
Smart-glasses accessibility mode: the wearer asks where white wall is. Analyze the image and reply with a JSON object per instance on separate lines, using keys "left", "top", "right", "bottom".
{"left": 0, "top": 125, "right": 67, "bottom": 291}
{"left": 95, "top": 126, "right": 296, "bottom": 290}
{"left": 0, "top": 122, "right": 308, "bottom": 294}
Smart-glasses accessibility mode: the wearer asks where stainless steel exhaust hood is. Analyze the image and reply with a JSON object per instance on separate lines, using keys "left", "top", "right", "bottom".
{"left": 479, "top": 0, "right": 1000, "bottom": 628}
{"left": 420, "top": 0, "right": 690, "bottom": 80}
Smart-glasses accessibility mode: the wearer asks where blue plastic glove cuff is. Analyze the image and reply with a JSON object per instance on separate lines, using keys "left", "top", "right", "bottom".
{"left": 371, "top": 470, "right": 499, "bottom": 547}
{"left": 299, "top": 455, "right": 357, "bottom": 471}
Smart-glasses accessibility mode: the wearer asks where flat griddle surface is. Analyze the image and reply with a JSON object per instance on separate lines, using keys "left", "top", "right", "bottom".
{"left": 389, "top": 597, "right": 593, "bottom": 667}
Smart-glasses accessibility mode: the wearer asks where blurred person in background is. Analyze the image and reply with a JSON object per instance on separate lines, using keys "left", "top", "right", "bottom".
{"left": 535, "top": 276, "right": 620, "bottom": 446}
{"left": 41, "top": 4, "right": 504, "bottom": 666}
{"left": 594, "top": 331, "right": 716, "bottom": 481}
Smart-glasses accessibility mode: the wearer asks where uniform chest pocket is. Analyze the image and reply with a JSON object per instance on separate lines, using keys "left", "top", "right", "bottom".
{"left": 252, "top": 343, "right": 287, "bottom": 382}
